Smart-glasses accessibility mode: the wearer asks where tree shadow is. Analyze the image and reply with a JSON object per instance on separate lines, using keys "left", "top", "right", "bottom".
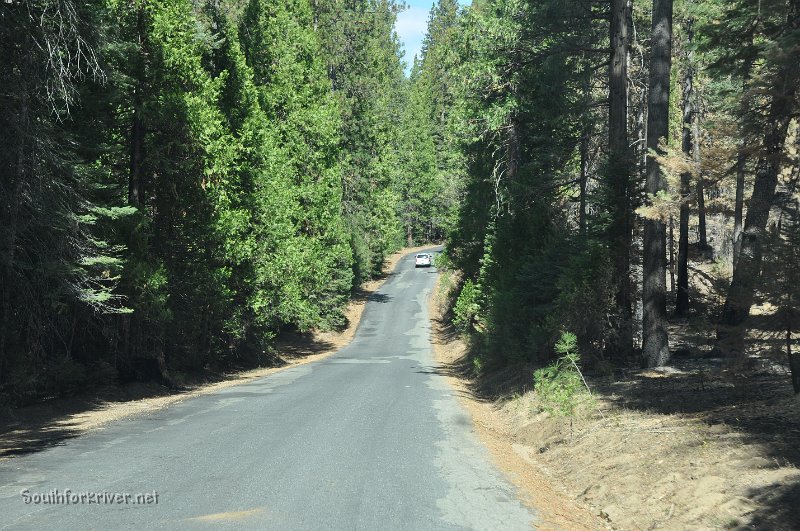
{"left": 0, "top": 330, "right": 339, "bottom": 461}
{"left": 0, "top": 382, "right": 175, "bottom": 459}
{"left": 0, "top": 419, "right": 82, "bottom": 458}
{"left": 346, "top": 272, "right": 398, "bottom": 305}
{"left": 272, "top": 329, "right": 336, "bottom": 360}
{"left": 366, "top": 292, "right": 393, "bottom": 304}
{"left": 744, "top": 481, "right": 800, "bottom": 530}
{"left": 427, "top": 314, "right": 529, "bottom": 405}
{"left": 588, "top": 352, "right": 800, "bottom": 529}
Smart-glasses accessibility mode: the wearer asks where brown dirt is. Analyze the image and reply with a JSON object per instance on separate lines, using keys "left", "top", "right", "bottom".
{"left": 0, "top": 245, "right": 435, "bottom": 461}
{"left": 428, "top": 271, "right": 800, "bottom": 531}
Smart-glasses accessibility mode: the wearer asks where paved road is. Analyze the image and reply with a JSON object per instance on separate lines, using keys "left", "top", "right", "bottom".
{"left": 0, "top": 250, "right": 536, "bottom": 530}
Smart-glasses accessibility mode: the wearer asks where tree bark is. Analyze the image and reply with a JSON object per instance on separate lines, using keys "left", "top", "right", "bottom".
{"left": 129, "top": 103, "right": 145, "bottom": 206}
{"left": 695, "top": 138, "right": 708, "bottom": 251}
{"left": 608, "top": 0, "right": 633, "bottom": 356}
{"left": 579, "top": 125, "right": 590, "bottom": 235}
{"left": 714, "top": 0, "right": 800, "bottom": 359}
{"left": 733, "top": 147, "right": 746, "bottom": 263}
{"left": 789, "top": 307, "right": 799, "bottom": 394}
{"left": 669, "top": 214, "right": 675, "bottom": 294}
{"left": 733, "top": 38, "right": 757, "bottom": 265}
{"left": 129, "top": 6, "right": 146, "bottom": 207}
{"left": 675, "top": 21, "right": 694, "bottom": 317}
{"left": 790, "top": 341, "right": 800, "bottom": 394}
{"left": 642, "top": 0, "right": 673, "bottom": 367}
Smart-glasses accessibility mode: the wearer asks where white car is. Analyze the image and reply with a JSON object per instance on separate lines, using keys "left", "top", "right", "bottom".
{"left": 415, "top": 253, "right": 432, "bottom": 268}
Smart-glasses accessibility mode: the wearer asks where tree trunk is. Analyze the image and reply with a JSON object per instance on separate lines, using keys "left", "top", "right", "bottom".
{"left": 690, "top": 72, "right": 710, "bottom": 257}
{"left": 714, "top": 0, "right": 800, "bottom": 358}
{"left": 696, "top": 146, "right": 708, "bottom": 251}
{"left": 669, "top": 215, "right": 675, "bottom": 294}
{"left": 579, "top": 125, "right": 590, "bottom": 235}
{"left": 790, "top": 343, "right": 800, "bottom": 394}
{"left": 129, "top": 7, "right": 146, "bottom": 207}
{"left": 609, "top": 0, "right": 628, "bottom": 159}
{"left": 642, "top": 0, "right": 673, "bottom": 367}
{"left": 608, "top": 0, "right": 633, "bottom": 356}
{"left": 129, "top": 103, "right": 145, "bottom": 206}
{"left": 675, "top": 22, "right": 694, "bottom": 317}
{"left": 789, "top": 308, "right": 799, "bottom": 394}
{"left": 733, "top": 44, "right": 757, "bottom": 265}
{"left": 733, "top": 147, "right": 746, "bottom": 263}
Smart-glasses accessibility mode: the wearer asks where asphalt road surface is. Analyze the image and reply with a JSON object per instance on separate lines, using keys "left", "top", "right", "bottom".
{"left": 0, "top": 250, "right": 537, "bottom": 530}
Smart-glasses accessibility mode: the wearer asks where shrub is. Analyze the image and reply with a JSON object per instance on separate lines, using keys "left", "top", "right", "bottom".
{"left": 533, "top": 332, "right": 595, "bottom": 416}
{"left": 453, "top": 279, "right": 480, "bottom": 332}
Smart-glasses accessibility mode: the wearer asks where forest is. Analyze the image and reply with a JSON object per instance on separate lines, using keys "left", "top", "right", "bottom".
{"left": 1, "top": 0, "right": 799, "bottom": 402}
{"left": 428, "top": 0, "right": 800, "bottom": 392}
{"left": 0, "top": 0, "right": 453, "bottom": 400}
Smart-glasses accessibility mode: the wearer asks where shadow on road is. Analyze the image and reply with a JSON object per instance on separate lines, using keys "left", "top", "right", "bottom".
{"left": 0, "top": 332, "right": 338, "bottom": 461}
{"left": 0, "top": 382, "right": 175, "bottom": 460}
{"left": 366, "top": 292, "right": 393, "bottom": 304}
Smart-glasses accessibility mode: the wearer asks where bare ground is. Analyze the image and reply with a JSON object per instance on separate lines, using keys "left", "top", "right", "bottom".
{"left": 428, "top": 272, "right": 800, "bottom": 531}
{"left": 0, "top": 245, "right": 435, "bottom": 461}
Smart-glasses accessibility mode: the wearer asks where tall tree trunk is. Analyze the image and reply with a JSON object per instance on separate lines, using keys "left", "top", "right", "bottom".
{"left": 129, "top": 7, "right": 146, "bottom": 207}
{"left": 675, "top": 21, "right": 695, "bottom": 317}
{"left": 695, "top": 133, "right": 708, "bottom": 251}
{"left": 642, "top": 0, "right": 673, "bottom": 367}
{"left": 714, "top": 0, "right": 800, "bottom": 359}
{"left": 790, "top": 168, "right": 800, "bottom": 394}
{"left": 789, "top": 306, "right": 799, "bottom": 394}
{"left": 579, "top": 124, "right": 590, "bottom": 235}
{"left": 733, "top": 38, "right": 757, "bottom": 264}
{"left": 733, "top": 146, "right": 746, "bottom": 263}
{"left": 129, "top": 103, "right": 145, "bottom": 206}
{"left": 790, "top": 335, "right": 800, "bottom": 394}
{"left": 608, "top": 0, "right": 633, "bottom": 356}
{"left": 669, "top": 215, "right": 675, "bottom": 294}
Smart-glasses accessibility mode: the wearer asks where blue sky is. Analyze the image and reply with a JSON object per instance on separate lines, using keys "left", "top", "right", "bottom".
{"left": 395, "top": 1, "right": 468, "bottom": 74}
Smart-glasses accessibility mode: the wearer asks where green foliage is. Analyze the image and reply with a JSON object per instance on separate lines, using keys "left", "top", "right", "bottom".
{"left": 453, "top": 279, "right": 480, "bottom": 332}
{"left": 439, "top": 0, "right": 608, "bottom": 366}
{"left": 533, "top": 332, "right": 593, "bottom": 417}
{"left": 472, "top": 355, "right": 484, "bottom": 375}
{"left": 312, "top": 0, "right": 410, "bottom": 283}
{"left": 1, "top": 0, "right": 449, "bottom": 400}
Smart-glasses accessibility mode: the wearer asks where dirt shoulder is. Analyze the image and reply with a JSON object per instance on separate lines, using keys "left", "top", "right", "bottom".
{"left": 428, "top": 272, "right": 800, "bottom": 530}
{"left": 0, "top": 245, "right": 435, "bottom": 461}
